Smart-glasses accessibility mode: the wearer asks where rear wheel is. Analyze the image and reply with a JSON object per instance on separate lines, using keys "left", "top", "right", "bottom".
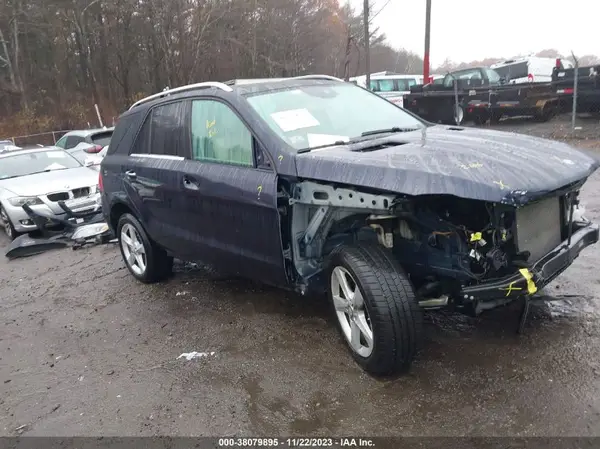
{"left": 535, "top": 103, "right": 558, "bottom": 122}
{"left": 0, "top": 205, "right": 20, "bottom": 240}
{"left": 117, "top": 213, "right": 173, "bottom": 283}
{"left": 490, "top": 111, "right": 503, "bottom": 125}
{"left": 472, "top": 112, "right": 489, "bottom": 126}
{"left": 326, "top": 242, "right": 423, "bottom": 376}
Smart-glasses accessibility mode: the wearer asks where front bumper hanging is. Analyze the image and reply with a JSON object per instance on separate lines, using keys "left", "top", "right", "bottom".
{"left": 460, "top": 221, "right": 599, "bottom": 303}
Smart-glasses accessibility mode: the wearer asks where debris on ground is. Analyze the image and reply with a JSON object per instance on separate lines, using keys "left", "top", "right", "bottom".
{"left": 177, "top": 352, "right": 216, "bottom": 361}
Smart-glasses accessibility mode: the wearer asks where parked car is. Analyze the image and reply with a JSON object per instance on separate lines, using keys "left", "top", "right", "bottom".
{"left": 351, "top": 73, "right": 424, "bottom": 107}
{"left": 55, "top": 127, "right": 114, "bottom": 154}
{"left": 100, "top": 75, "right": 599, "bottom": 376}
{"left": 0, "top": 147, "right": 100, "bottom": 239}
{"left": 404, "top": 67, "right": 560, "bottom": 125}
{"left": 0, "top": 139, "right": 19, "bottom": 154}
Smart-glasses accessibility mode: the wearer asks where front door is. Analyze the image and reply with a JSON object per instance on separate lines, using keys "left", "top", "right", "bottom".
{"left": 177, "top": 98, "right": 286, "bottom": 287}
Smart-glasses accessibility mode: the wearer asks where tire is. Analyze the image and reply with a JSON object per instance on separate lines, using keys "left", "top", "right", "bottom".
{"left": 117, "top": 213, "right": 173, "bottom": 283}
{"left": 490, "top": 112, "right": 502, "bottom": 125}
{"left": 534, "top": 103, "right": 558, "bottom": 122}
{"left": 0, "top": 204, "right": 20, "bottom": 240}
{"left": 326, "top": 242, "right": 423, "bottom": 376}
{"left": 472, "top": 112, "right": 489, "bottom": 126}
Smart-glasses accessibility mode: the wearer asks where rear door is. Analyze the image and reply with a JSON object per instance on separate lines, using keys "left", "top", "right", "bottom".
{"left": 176, "top": 97, "right": 285, "bottom": 286}
{"left": 124, "top": 100, "right": 190, "bottom": 255}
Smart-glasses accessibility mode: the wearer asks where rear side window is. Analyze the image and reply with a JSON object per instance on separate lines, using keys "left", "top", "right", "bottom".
{"left": 396, "top": 79, "right": 416, "bottom": 91}
{"left": 190, "top": 100, "right": 253, "bottom": 167}
{"left": 130, "top": 101, "right": 188, "bottom": 157}
{"left": 149, "top": 102, "right": 188, "bottom": 157}
{"left": 65, "top": 135, "right": 85, "bottom": 149}
{"left": 493, "top": 62, "right": 528, "bottom": 81}
{"left": 108, "top": 111, "right": 141, "bottom": 155}
{"left": 131, "top": 116, "right": 151, "bottom": 154}
{"left": 377, "top": 79, "right": 395, "bottom": 92}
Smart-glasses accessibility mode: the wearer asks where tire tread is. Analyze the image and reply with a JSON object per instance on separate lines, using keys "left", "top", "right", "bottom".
{"left": 328, "top": 242, "right": 423, "bottom": 376}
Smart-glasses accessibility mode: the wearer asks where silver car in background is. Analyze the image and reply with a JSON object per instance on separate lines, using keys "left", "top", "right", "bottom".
{"left": 0, "top": 147, "right": 100, "bottom": 239}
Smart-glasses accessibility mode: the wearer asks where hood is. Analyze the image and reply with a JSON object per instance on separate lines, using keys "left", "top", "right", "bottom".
{"left": 294, "top": 125, "right": 600, "bottom": 205}
{"left": 0, "top": 166, "right": 98, "bottom": 197}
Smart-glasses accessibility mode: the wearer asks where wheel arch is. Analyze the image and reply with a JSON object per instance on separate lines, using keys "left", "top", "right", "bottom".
{"left": 109, "top": 201, "right": 134, "bottom": 234}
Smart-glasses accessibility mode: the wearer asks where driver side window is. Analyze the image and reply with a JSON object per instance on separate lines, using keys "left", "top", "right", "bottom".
{"left": 190, "top": 100, "right": 254, "bottom": 167}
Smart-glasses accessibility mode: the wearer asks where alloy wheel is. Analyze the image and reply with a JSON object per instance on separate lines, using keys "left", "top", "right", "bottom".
{"left": 120, "top": 223, "right": 147, "bottom": 276}
{"left": 330, "top": 266, "right": 374, "bottom": 358}
{"left": 0, "top": 208, "right": 13, "bottom": 239}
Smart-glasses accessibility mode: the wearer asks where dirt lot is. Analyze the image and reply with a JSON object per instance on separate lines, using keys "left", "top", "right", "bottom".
{"left": 2, "top": 114, "right": 600, "bottom": 437}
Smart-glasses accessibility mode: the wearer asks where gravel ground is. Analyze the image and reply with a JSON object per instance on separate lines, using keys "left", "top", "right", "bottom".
{"left": 1, "top": 114, "right": 600, "bottom": 437}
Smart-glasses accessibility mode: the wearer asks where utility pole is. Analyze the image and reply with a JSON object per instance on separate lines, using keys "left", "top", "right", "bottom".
{"left": 364, "top": 0, "right": 370, "bottom": 89}
{"left": 423, "top": 0, "right": 432, "bottom": 83}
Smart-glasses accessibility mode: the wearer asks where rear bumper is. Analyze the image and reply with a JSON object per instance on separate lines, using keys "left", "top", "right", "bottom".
{"left": 460, "top": 221, "right": 599, "bottom": 303}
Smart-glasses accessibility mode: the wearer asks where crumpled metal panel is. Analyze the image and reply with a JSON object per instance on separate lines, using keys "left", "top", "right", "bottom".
{"left": 294, "top": 125, "right": 599, "bottom": 205}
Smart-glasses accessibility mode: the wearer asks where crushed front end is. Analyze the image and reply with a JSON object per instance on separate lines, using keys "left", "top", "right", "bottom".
{"left": 387, "top": 182, "right": 599, "bottom": 314}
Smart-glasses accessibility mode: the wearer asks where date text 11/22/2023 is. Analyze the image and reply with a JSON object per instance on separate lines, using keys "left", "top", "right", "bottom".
{"left": 217, "top": 438, "right": 376, "bottom": 447}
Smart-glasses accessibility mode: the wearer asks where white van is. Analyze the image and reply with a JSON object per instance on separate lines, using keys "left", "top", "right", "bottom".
{"left": 350, "top": 74, "right": 424, "bottom": 107}
{"left": 490, "top": 56, "right": 574, "bottom": 84}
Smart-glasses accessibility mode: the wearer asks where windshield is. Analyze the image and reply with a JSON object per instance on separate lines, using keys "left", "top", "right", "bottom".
{"left": 0, "top": 150, "right": 81, "bottom": 180}
{"left": 246, "top": 83, "right": 425, "bottom": 150}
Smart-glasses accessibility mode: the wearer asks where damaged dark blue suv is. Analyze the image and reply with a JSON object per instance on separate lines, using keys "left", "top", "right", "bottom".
{"left": 100, "top": 75, "right": 599, "bottom": 376}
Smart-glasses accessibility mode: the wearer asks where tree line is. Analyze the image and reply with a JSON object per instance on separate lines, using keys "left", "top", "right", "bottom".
{"left": 0, "top": 0, "right": 423, "bottom": 136}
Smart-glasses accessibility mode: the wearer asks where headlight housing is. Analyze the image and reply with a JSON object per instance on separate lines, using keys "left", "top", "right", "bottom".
{"left": 8, "top": 196, "right": 43, "bottom": 207}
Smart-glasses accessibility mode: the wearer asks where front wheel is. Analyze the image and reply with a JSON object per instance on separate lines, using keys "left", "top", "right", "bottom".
{"left": 0, "top": 205, "right": 20, "bottom": 240}
{"left": 326, "top": 242, "right": 423, "bottom": 376}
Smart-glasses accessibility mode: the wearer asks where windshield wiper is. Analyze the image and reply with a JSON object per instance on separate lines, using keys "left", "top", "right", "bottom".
{"left": 297, "top": 141, "right": 348, "bottom": 154}
{"left": 361, "top": 127, "right": 419, "bottom": 137}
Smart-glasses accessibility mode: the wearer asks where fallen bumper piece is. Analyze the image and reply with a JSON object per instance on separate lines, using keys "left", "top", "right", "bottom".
{"left": 4, "top": 202, "right": 114, "bottom": 259}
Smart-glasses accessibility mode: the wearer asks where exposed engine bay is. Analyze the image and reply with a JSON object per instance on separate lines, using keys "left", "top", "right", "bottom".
{"left": 281, "top": 179, "right": 585, "bottom": 309}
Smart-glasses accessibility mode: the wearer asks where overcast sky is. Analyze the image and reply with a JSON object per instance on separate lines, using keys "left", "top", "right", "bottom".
{"left": 346, "top": 0, "right": 600, "bottom": 66}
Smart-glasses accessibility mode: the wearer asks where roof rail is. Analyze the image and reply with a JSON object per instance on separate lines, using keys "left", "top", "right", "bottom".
{"left": 290, "top": 75, "right": 345, "bottom": 82}
{"left": 129, "top": 82, "right": 233, "bottom": 110}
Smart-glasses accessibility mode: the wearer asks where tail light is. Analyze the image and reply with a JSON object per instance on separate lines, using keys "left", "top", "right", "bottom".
{"left": 84, "top": 144, "right": 103, "bottom": 154}
{"left": 527, "top": 73, "right": 534, "bottom": 82}
{"left": 98, "top": 171, "right": 103, "bottom": 192}
{"left": 556, "top": 58, "right": 561, "bottom": 68}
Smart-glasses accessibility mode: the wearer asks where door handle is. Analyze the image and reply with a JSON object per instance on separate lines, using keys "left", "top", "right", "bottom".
{"left": 182, "top": 176, "right": 199, "bottom": 191}
{"left": 125, "top": 170, "right": 137, "bottom": 179}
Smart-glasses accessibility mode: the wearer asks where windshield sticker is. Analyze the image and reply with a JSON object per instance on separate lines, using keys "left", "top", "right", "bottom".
{"left": 271, "top": 109, "right": 319, "bottom": 132}
{"left": 46, "top": 152, "right": 66, "bottom": 158}
{"left": 307, "top": 133, "right": 349, "bottom": 148}
{"left": 44, "top": 163, "right": 67, "bottom": 171}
